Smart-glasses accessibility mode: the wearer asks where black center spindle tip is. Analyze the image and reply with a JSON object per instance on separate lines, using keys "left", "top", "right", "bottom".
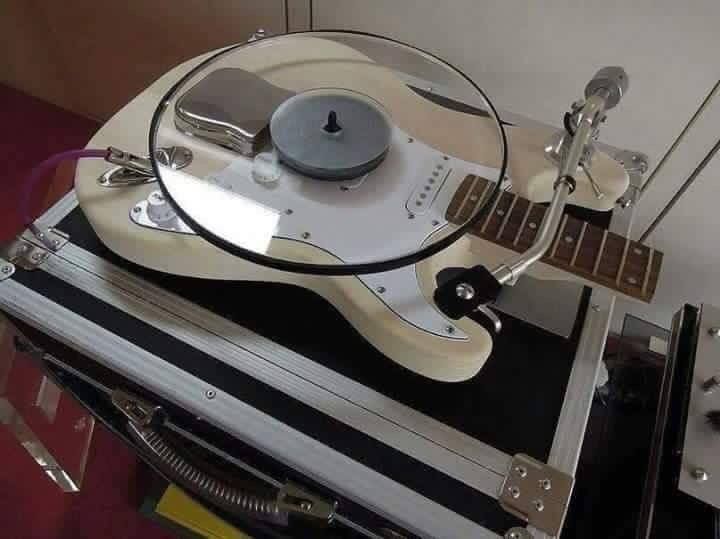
{"left": 323, "top": 110, "right": 342, "bottom": 134}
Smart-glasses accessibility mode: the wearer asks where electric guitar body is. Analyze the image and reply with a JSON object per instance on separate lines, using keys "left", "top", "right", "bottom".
{"left": 75, "top": 33, "right": 662, "bottom": 381}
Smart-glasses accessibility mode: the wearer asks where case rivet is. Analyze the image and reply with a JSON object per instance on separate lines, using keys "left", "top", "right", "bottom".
{"left": 533, "top": 499, "right": 545, "bottom": 512}
{"left": 540, "top": 478, "right": 552, "bottom": 490}
{"left": 692, "top": 468, "right": 709, "bottom": 482}
{"left": 508, "top": 486, "right": 521, "bottom": 499}
{"left": 515, "top": 465, "right": 527, "bottom": 478}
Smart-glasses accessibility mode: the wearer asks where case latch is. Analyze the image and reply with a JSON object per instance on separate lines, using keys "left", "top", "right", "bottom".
{"left": 499, "top": 454, "right": 574, "bottom": 537}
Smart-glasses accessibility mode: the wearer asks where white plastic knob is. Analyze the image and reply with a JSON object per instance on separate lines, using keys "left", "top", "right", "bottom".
{"left": 146, "top": 190, "right": 177, "bottom": 225}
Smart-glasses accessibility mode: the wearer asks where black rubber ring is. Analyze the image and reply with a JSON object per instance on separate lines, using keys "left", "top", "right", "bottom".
{"left": 555, "top": 175, "right": 577, "bottom": 194}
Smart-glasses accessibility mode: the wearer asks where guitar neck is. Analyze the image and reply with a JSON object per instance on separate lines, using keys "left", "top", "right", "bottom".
{"left": 445, "top": 175, "right": 663, "bottom": 303}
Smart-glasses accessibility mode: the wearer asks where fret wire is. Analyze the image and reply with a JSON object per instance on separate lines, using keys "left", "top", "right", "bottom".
{"left": 453, "top": 175, "right": 480, "bottom": 221}
{"left": 570, "top": 222, "right": 587, "bottom": 266}
{"left": 641, "top": 248, "right": 655, "bottom": 295}
{"left": 480, "top": 190, "right": 504, "bottom": 234}
{"left": 513, "top": 201, "right": 534, "bottom": 246}
{"left": 495, "top": 193, "right": 519, "bottom": 240}
{"left": 470, "top": 180, "right": 493, "bottom": 218}
{"left": 549, "top": 214, "right": 569, "bottom": 259}
{"left": 615, "top": 238, "right": 631, "bottom": 285}
{"left": 592, "top": 230, "right": 609, "bottom": 276}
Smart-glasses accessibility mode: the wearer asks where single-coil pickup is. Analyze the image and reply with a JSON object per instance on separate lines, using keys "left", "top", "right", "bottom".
{"left": 405, "top": 160, "right": 451, "bottom": 215}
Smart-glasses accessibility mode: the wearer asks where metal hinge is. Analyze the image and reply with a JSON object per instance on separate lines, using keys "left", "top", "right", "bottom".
{"left": 498, "top": 454, "right": 574, "bottom": 537}
{"left": 2, "top": 225, "right": 68, "bottom": 271}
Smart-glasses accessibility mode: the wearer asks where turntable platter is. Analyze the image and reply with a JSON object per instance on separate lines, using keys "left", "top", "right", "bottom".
{"left": 270, "top": 89, "right": 392, "bottom": 180}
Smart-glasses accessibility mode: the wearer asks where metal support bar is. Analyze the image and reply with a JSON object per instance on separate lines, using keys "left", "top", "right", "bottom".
{"left": 640, "top": 79, "right": 720, "bottom": 195}
{"left": 639, "top": 136, "right": 720, "bottom": 243}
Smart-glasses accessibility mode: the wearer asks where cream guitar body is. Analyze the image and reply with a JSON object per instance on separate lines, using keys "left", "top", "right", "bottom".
{"left": 75, "top": 35, "right": 644, "bottom": 382}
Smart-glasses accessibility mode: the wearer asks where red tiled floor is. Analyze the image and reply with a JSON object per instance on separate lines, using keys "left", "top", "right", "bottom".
{"left": 0, "top": 84, "right": 174, "bottom": 538}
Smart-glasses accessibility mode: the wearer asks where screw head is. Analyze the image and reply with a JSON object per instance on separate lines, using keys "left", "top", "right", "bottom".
{"left": 1, "top": 266, "right": 11, "bottom": 274}
{"left": 285, "top": 209, "right": 293, "bottom": 215}
{"left": 709, "top": 327, "right": 720, "bottom": 338}
{"left": 445, "top": 325, "right": 455, "bottom": 335}
{"left": 204, "top": 389, "right": 216, "bottom": 400}
{"left": 407, "top": 137, "right": 414, "bottom": 143}
{"left": 376, "top": 286, "right": 386, "bottom": 294}
{"left": 515, "top": 465, "right": 528, "bottom": 478}
{"left": 508, "top": 485, "right": 521, "bottom": 499}
{"left": 692, "top": 468, "right": 709, "bottom": 482}
{"left": 505, "top": 528, "right": 529, "bottom": 539}
{"left": 539, "top": 478, "right": 552, "bottom": 491}
{"left": 301, "top": 232, "right": 311, "bottom": 239}
{"left": 591, "top": 304, "right": 601, "bottom": 312}
{"left": 533, "top": 499, "right": 545, "bottom": 512}
{"left": 456, "top": 283, "right": 476, "bottom": 301}
{"left": 133, "top": 206, "right": 141, "bottom": 214}
{"left": 431, "top": 220, "right": 440, "bottom": 226}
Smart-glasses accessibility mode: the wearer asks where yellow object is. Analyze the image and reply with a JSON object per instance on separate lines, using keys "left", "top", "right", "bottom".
{"left": 155, "top": 485, "right": 251, "bottom": 539}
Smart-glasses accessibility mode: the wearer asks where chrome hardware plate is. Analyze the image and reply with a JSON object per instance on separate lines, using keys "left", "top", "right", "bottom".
{"left": 499, "top": 453, "right": 574, "bottom": 536}
{"left": 678, "top": 304, "right": 720, "bottom": 510}
{"left": 130, "top": 198, "right": 196, "bottom": 235}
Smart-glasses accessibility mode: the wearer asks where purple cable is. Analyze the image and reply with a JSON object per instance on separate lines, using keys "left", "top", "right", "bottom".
{"left": 20, "top": 148, "right": 108, "bottom": 226}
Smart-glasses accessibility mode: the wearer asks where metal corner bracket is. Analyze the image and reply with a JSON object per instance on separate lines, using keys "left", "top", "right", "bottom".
{"left": 1, "top": 225, "right": 69, "bottom": 272}
{"left": 498, "top": 454, "right": 574, "bottom": 537}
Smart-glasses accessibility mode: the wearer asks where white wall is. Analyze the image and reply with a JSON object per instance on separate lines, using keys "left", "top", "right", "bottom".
{"left": 314, "top": 0, "right": 720, "bottom": 330}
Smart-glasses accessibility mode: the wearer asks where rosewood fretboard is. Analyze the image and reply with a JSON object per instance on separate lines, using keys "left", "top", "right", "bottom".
{"left": 446, "top": 175, "right": 663, "bottom": 303}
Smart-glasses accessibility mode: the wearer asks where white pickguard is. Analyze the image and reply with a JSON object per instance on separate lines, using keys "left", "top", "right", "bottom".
{"left": 158, "top": 126, "right": 501, "bottom": 340}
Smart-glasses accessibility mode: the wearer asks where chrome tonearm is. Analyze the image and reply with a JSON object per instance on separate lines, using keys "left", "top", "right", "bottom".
{"left": 433, "top": 67, "right": 629, "bottom": 321}
{"left": 491, "top": 66, "right": 629, "bottom": 286}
